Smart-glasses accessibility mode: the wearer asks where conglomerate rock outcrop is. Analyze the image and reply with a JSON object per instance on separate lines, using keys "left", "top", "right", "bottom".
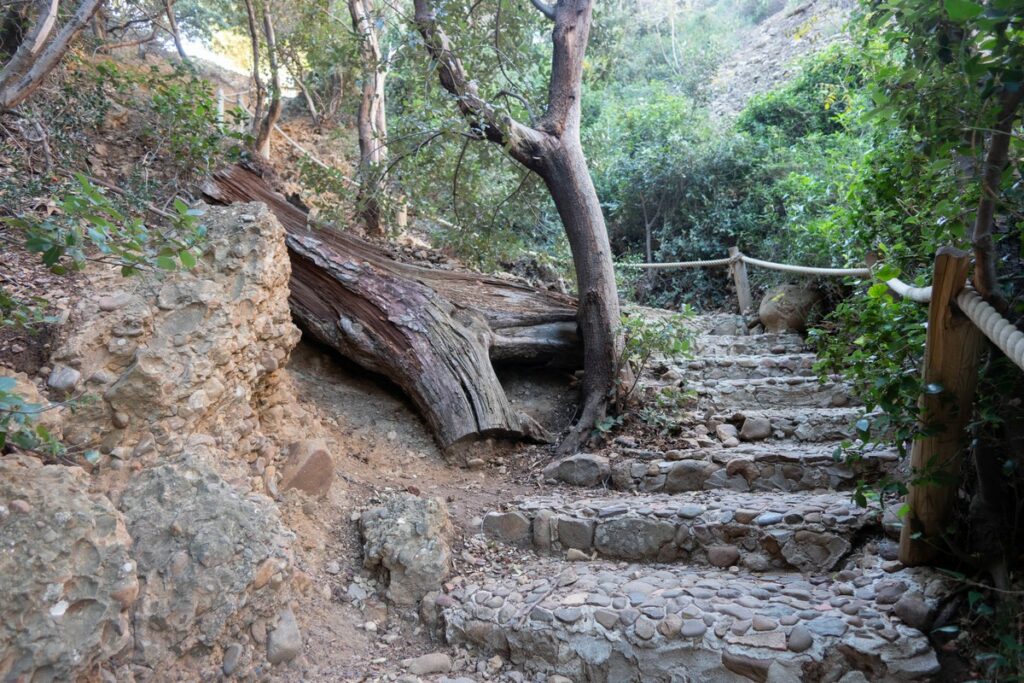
{"left": 2, "top": 203, "right": 313, "bottom": 680}
{"left": 51, "top": 202, "right": 301, "bottom": 467}
{"left": 0, "top": 455, "right": 138, "bottom": 682}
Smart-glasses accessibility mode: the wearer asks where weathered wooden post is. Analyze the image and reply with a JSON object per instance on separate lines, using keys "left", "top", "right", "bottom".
{"left": 728, "top": 246, "right": 753, "bottom": 314}
{"left": 899, "top": 246, "right": 985, "bottom": 565}
{"left": 216, "top": 88, "right": 225, "bottom": 127}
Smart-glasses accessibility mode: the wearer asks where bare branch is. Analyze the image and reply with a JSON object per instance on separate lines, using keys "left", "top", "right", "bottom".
{"left": 411, "top": 0, "right": 544, "bottom": 169}
{"left": 529, "top": 0, "right": 555, "bottom": 21}
{"left": 0, "top": 0, "right": 60, "bottom": 94}
{"left": 0, "top": 0, "right": 103, "bottom": 111}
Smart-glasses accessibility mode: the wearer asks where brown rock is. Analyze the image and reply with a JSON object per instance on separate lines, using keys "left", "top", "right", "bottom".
{"left": 280, "top": 439, "right": 335, "bottom": 498}
{"left": 758, "top": 284, "right": 821, "bottom": 333}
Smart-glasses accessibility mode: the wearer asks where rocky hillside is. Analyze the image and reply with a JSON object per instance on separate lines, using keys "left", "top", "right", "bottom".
{"left": 708, "top": 0, "right": 855, "bottom": 119}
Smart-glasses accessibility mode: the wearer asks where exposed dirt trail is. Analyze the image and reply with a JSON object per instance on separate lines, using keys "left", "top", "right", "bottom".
{"left": 272, "top": 339, "right": 574, "bottom": 681}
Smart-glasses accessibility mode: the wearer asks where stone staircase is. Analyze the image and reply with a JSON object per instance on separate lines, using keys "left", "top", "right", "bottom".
{"left": 431, "top": 318, "right": 943, "bottom": 682}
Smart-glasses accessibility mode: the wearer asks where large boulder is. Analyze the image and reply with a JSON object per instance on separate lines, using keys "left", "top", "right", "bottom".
{"left": 758, "top": 285, "right": 822, "bottom": 333}
{"left": 0, "top": 455, "right": 138, "bottom": 682}
{"left": 118, "top": 453, "right": 296, "bottom": 670}
{"left": 360, "top": 494, "right": 453, "bottom": 605}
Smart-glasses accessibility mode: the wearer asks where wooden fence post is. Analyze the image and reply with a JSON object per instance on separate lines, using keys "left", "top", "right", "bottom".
{"left": 216, "top": 88, "right": 225, "bottom": 127}
{"left": 899, "top": 246, "right": 985, "bottom": 565}
{"left": 728, "top": 246, "right": 752, "bottom": 314}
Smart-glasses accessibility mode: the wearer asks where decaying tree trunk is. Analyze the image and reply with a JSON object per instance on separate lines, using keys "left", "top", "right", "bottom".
{"left": 413, "top": 0, "right": 622, "bottom": 452}
{"left": 203, "top": 164, "right": 581, "bottom": 450}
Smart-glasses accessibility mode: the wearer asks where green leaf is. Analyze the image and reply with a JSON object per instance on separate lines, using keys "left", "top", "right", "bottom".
{"left": 867, "top": 283, "right": 890, "bottom": 299}
{"left": 178, "top": 250, "right": 197, "bottom": 269}
{"left": 944, "top": 0, "right": 984, "bottom": 21}
{"left": 156, "top": 255, "right": 177, "bottom": 270}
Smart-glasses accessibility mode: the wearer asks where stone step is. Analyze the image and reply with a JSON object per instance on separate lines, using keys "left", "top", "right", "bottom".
{"left": 691, "top": 377, "right": 856, "bottom": 409}
{"left": 482, "top": 491, "right": 884, "bottom": 573}
{"left": 664, "top": 353, "right": 819, "bottom": 382}
{"left": 706, "top": 407, "right": 865, "bottom": 442}
{"left": 695, "top": 333, "right": 807, "bottom": 357}
{"left": 543, "top": 444, "right": 898, "bottom": 495}
{"left": 432, "top": 553, "right": 944, "bottom": 682}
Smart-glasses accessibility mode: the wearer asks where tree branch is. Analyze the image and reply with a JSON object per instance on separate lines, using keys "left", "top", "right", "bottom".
{"left": 1, "top": 0, "right": 100, "bottom": 111}
{"left": 528, "top": 0, "right": 555, "bottom": 21}
{"left": 411, "top": 0, "right": 544, "bottom": 169}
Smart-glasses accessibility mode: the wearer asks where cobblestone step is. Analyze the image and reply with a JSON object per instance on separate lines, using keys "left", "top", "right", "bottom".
{"left": 431, "top": 553, "right": 944, "bottom": 682}
{"left": 542, "top": 444, "right": 897, "bottom": 495}
{"left": 691, "top": 377, "right": 856, "bottom": 409}
{"left": 482, "top": 491, "right": 885, "bottom": 573}
{"left": 667, "top": 353, "right": 819, "bottom": 381}
{"left": 705, "top": 407, "right": 865, "bottom": 442}
{"left": 695, "top": 333, "right": 807, "bottom": 357}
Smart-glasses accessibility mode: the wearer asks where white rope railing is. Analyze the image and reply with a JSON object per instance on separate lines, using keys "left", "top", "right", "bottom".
{"left": 956, "top": 286, "right": 1024, "bottom": 371}
{"left": 618, "top": 251, "right": 870, "bottom": 276}
{"left": 620, "top": 256, "right": 736, "bottom": 270}
{"left": 884, "top": 278, "right": 933, "bottom": 303}
{"left": 740, "top": 254, "right": 870, "bottom": 277}
{"left": 621, "top": 248, "right": 1022, "bottom": 370}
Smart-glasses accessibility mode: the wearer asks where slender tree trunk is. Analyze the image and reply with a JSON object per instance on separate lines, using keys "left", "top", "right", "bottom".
{"left": 254, "top": 1, "right": 281, "bottom": 160}
{"left": 163, "top": 0, "right": 190, "bottom": 64}
{"left": 349, "top": 0, "right": 388, "bottom": 237}
{"left": 324, "top": 65, "right": 344, "bottom": 121}
{"left": 283, "top": 54, "right": 319, "bottom": 125}
{"left": 242, "top": 0, "right": 265, "bottom": 140}
{"left": 971, "top": 89, "right": 1022, "bottom": 310}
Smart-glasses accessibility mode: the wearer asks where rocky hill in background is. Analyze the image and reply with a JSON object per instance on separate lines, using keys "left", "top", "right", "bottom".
{"left": 708, "top": 0, "right": 855, "bottom": 119}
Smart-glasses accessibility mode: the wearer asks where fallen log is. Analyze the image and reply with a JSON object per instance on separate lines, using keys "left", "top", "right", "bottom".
{"left": 203, "top": 164, "right": 581, "bottom": 449}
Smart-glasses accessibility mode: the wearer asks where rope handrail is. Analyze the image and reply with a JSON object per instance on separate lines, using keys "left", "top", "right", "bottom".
{"left": 618, "top": 255, "right": 736, "bottom": 270}
{"left": 884, "top": 278, "right": 933, "bottom": 303}
{"left": 956, "top": 286, "right": 1024, "bottom": 371}
{"left": 740, "top": 254, "right": 870, "bottom": 277}
{"left": 618, "top": 250, "right": 870, "bottom": 277}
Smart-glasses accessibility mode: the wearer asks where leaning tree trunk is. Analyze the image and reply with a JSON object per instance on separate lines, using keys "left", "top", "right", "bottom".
{"left": 163, "top": 0, "right": 190, "bottom": 64}
{"left": 412, "top": 0, "right": 622, "bottom": 452}
{"left": 539, "top": 142, "right": 621, "bottom": 450}
{"left": 203, "top": 164, "right": 581, "bottom": 450}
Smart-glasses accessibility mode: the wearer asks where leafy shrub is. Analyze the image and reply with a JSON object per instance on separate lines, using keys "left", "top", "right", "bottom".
{"left": 4, "top": 174, "right": 204, "bottom": 276}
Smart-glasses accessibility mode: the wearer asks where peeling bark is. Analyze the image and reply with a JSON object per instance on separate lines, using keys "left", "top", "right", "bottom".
{"left": 204, "top": 164, "right": 581, "bottom": 450}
